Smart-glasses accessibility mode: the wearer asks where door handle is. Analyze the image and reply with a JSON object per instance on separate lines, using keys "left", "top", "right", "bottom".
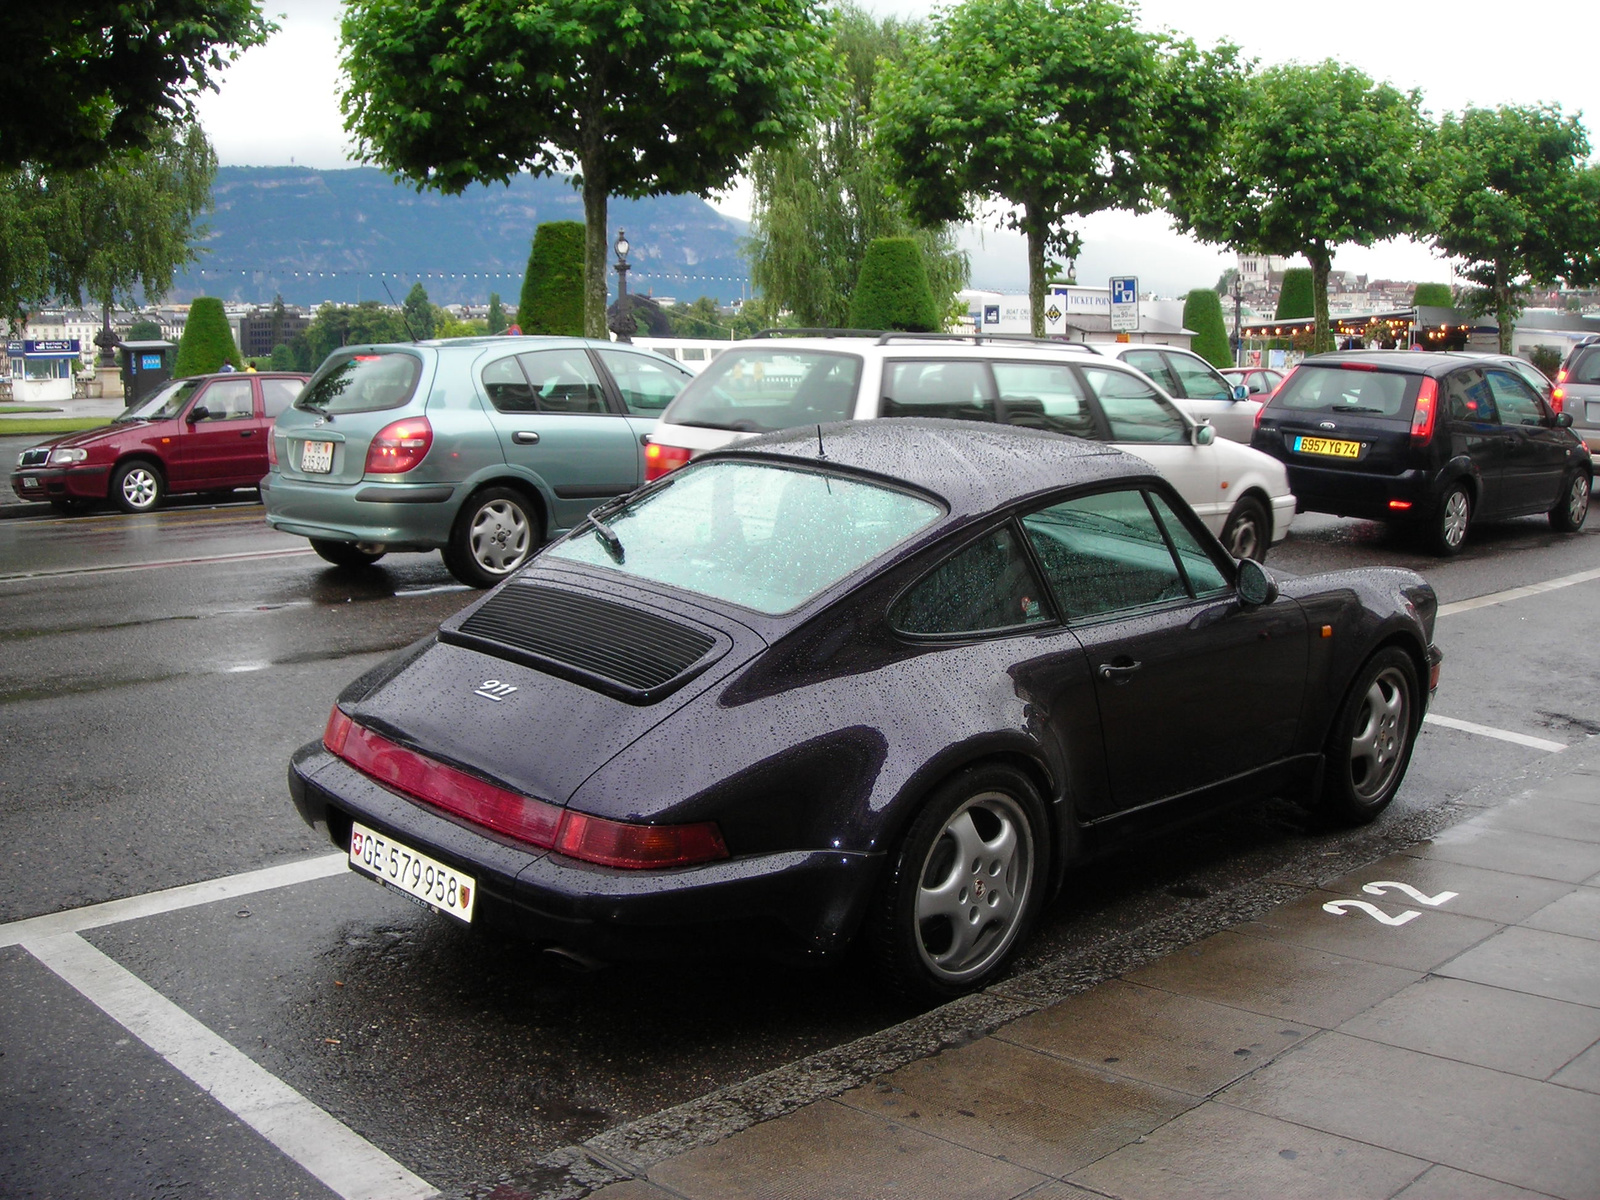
{"left": 1098, "top": 661, "right": 1143, "bottom": 681}
{"left": 240, "top": 429, "right": 255, "bottom": 437}
{"left": 512, "top": 431, "right": 540, "bottom": 445}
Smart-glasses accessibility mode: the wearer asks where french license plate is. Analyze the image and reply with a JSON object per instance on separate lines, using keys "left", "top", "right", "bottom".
{"left": 1293, "top": 435, "right": 1361, "bottom": 459}
{"left": 300, "top": 440, "right": 334, "bottom": 473}
{"left": 349, "top": 822, "right": 476, "bottom": 923}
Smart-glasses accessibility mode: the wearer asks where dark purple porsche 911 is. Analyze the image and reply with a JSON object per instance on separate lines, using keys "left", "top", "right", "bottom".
{"left": 289, "top": 419, "right": 1441, "bottom": 999}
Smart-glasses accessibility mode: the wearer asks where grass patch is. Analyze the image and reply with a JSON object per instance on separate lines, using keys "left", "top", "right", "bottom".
{"left": 0, "top": 405, "right": 63, "bottom": 414}
{"left": 0, "top": 418, "right": 111, "bottom": 437}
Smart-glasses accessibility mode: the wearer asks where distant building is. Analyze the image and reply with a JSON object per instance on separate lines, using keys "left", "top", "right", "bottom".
{"left": 237, "top": 305, "right": 311, "bottom": 357}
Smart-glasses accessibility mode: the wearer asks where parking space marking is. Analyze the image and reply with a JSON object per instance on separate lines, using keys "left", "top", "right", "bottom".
{"left": 23, "top": 931, "right": 438, "bottom": 1200}
{"left": 1437, "top": 566, "right": 1600, "bottom": 618}
{"left": 1423, "top": 713, "right": 1567, "bottom": 752}
{"left": 0, "top": 545, "right": 316, "bottom": 583}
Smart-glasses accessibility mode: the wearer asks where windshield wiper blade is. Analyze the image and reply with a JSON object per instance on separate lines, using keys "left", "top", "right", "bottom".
{"left": 588, "top": 514, "right": 624, "bottom": 563}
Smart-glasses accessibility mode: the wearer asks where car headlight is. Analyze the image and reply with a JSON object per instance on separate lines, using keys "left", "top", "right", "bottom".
{"left": 49, "top": 447, "right": 88, "bottom": 465}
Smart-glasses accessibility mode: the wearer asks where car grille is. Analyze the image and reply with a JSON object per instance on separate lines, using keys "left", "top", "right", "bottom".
{"left": 442, "top": 584, "right": 720, "bottom": 703}
{"left": 18, "top": 448, "right": 50, "bottom": 467}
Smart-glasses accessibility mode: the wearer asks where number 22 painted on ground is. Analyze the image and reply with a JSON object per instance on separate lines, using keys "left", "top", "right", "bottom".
{"left": 1321, "top": 881, "right": 1458, "bottom": 926}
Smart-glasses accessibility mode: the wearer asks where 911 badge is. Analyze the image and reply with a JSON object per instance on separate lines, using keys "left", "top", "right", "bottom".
{"left": 474, "top": 679, "right": 518, "bottom": 701}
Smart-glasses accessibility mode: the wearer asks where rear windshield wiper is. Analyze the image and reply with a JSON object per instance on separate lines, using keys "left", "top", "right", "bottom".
{"left": 1330, "top": 405, "right": 1389, "bottom": 413}
{"left": 297, "top": 398, "right": 331, "bottom": 419}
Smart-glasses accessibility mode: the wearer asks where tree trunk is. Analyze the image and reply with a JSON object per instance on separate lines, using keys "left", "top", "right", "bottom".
{"left": 1025, "top": 208, "right": 1046, "bottom": 339}
{"left": 1495, "top": 258, "right": 1514, "bottom": 354}
{"left": 1308, "top": 242, "right": 1334, "bottom": 355}
{"left": 581, "top": 180, "right": 610, "bottom": 340}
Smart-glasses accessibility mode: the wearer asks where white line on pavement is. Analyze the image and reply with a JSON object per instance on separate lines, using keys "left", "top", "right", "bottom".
{"left": 1437, "top": 566, "right": 1600, "bottom": 617}
{"left": 1423, "top": 713, "right": 1567, "bottom": 752}
{"left": 0, "top": 545, "right": 316, "bottom": 583}
{"left": 23, "top": 932, "right": 438, "bottom": 1200}
{"left": 0, "top": 853, "right": 347, "bottom": 947}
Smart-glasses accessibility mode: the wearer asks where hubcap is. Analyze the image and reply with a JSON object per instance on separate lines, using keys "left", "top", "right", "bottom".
{"left": 122, "top": 469, "right": 156, "bottom": 509}
{"left": 1228, "top": 517, "right": 1261, "bottom": 560}
{"left": 468, "top": 499, "right": 530, "bottom": 574}
{"left": 913, "top": 792, "right": 1033, "bottom": 982}
{"left": 1349, "top": 666, "right": 1410, "bottom": 803}
{"left": 1441, "top": 491, "right": 1469, "bottom": 548}
{"left": 1569, "top": 477, "right": 1589, "bottom": 525}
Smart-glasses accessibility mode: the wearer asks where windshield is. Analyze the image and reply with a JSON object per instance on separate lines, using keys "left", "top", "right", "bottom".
{"left": 118, "top": 379, "right": 200, "bottom": 422}
{"left": 659, "top": 349, "right": 862, "bottom": 434}
{"left": 298, "top": 351, "right": 421, "bottom": 415}
{"left": 1271, "top": 365, "right": 1420, "bottom": 417}
{"left": 548, "top": 460, "right": 942, "bottom": 613}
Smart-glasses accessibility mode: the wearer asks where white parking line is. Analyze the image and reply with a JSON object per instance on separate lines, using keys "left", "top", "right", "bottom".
{"left": 24, "top": 932, "right": 438, "bottom": 1200}
{"left": 1423, "top": 713, "right": 1567, "bottom": 753}
{"left": 1437, "top": 566, "right": 1600, "bottom": 617}
{"left": 0, "top": 545, "right": 316, "bottom": 583}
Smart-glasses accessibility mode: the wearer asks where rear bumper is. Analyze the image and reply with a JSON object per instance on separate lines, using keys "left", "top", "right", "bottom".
{"left": 1283, "top": 462, "right": 1432, "bottom": 521}
{"left": 1269, "top": 493, "right": 1295, "bottom": 543}
{"left": 289, "top": 743, "right": 882, "bottom": 964}
{"left": 262, "top": 474, "right": 458, "bottom": 549}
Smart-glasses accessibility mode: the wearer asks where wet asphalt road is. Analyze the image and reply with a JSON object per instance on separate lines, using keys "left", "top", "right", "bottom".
{"left": 1, "top": 493, "right": 1598, "bottom": 1199}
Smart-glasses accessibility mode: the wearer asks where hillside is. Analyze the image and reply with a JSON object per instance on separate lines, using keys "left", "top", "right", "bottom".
{"left": 170, "top": 166, "right": 753, "bottom": 307}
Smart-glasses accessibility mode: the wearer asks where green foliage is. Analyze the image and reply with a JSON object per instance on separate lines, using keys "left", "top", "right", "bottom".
{"left": 1430, "top": 105, "right": 1600, "bottom": 353}
{"left": 175, "top": 297, "right": 242, "bottom": 377}
{"left": 401, "top": 281, "right": 435, "bottom": 339}
{"left": 1411, "top": 283, "right": 1454, "bottom": 308}
{"left": 486, "top": 293, "right": 507, "bottom": 335}
{"left": 847, "top": 238, "right": 940, "bottom": 331}
{"left": 434, "top": 313, "right": 487, "bottom": 338}
{"left": 1182, "top": 289, "right": 1232, "bottom": 367}
{"left": 302, "top": 301, "right": 410, "bottom": 367}
{"left": 747, "top": 6, "right": 968, "bottom": 327}
{"left": 269, "top": 343, "right": 295, "bottom": 371}
{"left": 1213, "top": 268, "right": 1238, "bottom": 296}
{"left": 664, "top": 297, "right": 733, "bottom": 339}
{"left": 1276, "top": 268, "right": 1315, "bottom": 319}
{"left": 519, "top": 223, "right": 586, "bottom": 336}
{"left": 339, "top": 0, "right": 830, "bottom": 337}
{"left": 0, "top": 123, "right": 216, "bottom": 331}
{"left": 729, "top": 297, "right": 798, "bottom": 338}
{"left": 0, "top": 2, "right": 273, "bottom": 172}
{"left": 1528, "top": 345, "right": 1563, "bottom": 380}
{"left": 877, "top": 0, "right": 1244, "bottom": 335}
{"left": 126, "top": 320, "right": 163, "bottom": 342}
{"left": 1166, "top": 61, "right": 1431, "bottom": 353}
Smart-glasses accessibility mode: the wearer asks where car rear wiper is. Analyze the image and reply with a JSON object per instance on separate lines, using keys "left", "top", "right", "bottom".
{"left": 297, "top": 398, "right": 331, "bottom": 420}
{"left": 587, "top": 513, "right": 625, "bottom": 563}
{"left": 1332, "top": 405, "right": 1388, "bottom": 413}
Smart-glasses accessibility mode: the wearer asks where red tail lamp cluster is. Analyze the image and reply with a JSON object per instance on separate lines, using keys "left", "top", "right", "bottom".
{"left": 1409, "top": 377, "right": 1438, "bottom": 444}
{"left": 643, "top": 442, "right": 693, "bottom": 482}
{"left": 365, "top": 417, "right": 434, "bottom": 474}
{"left": 322, "top": 708, "right": 728, "bottom": 869}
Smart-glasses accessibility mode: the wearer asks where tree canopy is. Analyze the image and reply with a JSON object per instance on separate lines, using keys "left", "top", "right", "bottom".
{"left": 1430, "top": 105, "right": 1600, "bottom": 352}
{"left": 1411, "top": 282, "right": 1454, "bottom": 308}
{"left": 877, "top": 0, "right": 1243, "bottom": 336}
{"left": 402, "top": 282, "right": 436, "bottom": 340}
{"left": 1276, "top": 268, "right": 1314, "bottom": 320}
{"left": 340, "top": 0, "right": 829, "bottom": 338}
{"left": 0, "top": 2, "right": 273, "bottom": 172}
{"left": 519, "top": 223, "right": 586, "bottom": 336}
{"left": 1165, "top": 61, "right": 1431, "bottom": 354}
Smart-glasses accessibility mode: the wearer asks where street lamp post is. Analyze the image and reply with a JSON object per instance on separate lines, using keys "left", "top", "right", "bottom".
{"left": 1231, "top": 274, "right": 1245, "bottom": 367}
{"left": 611, "top": 230, "right": 632, "bottom": 343}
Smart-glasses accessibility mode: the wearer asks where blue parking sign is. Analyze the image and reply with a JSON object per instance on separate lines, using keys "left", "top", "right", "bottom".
{"left": 1111, "top": 277, "right": 1138, "bottom": 305}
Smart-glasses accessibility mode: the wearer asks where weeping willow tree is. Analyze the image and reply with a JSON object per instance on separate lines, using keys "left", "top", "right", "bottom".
{"left": 747, "top": 5, "right": 967, "bottom": 329}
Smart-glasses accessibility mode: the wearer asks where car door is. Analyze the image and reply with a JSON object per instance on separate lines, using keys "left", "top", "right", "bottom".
{"left": 1483, "top": 367, "right": 1571, "bottom": 512}
{"left": 166, "top": 376, "right": 262, "bottom": 489}
{"left": 1164, "top": 351, "right": 1257, "bottom": 442}
{"left": 1018, "top": 485, "right": 1307, "bottom": 817}
{"left": 1440, "top": 367, "right": 1508, "bottom": 515}
{"left": 478, "top": 348, "right": 643, "bottom": 532}
{"left": 593, "top": 346, "right": 694, "bottom": 461}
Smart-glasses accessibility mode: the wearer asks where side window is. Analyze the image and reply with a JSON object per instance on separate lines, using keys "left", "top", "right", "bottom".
{"left": 1081, "top": 368, "right": 1188, "bottom": 443}
{"left": 1021, "top": 489, "right": 1189, "bottom": 620}
{"left": 260, "top": 378, "right": 301, "bottom": 417}
{"left": 1122, "top": 350, "right": 1179, "bottom": 394}
{"left": 198, "top": 379, "right": 255, "bottom": 420}
{"left": 1147, "top": 492, "right": 1228, "bottom": 595}
{"left": 1168, "top": 353, "right": 1231, "bottom": 400}
{"left": 882, "top": 360, "right": 997, "bottom": 421}
{"left": 1445, "top": 369, "right": 1497, "bottom": 424}
{"left": 1484, "top": 370, "right": 1544, "bottom": 426}
{"left": 1572, "top": 348, "right": 1600, "bottom": 385}
{"left": 891, "top": 525, "right": 1049, "bottom": 635}
{"left": 517, "top": 349, "right": 608, "bottom": 414}
{"left": 481, "top": 355, "right": 538, "bottom": 413}
{"left": 597, "top": 348, "right": 692, "bottom": 415}
{"left": 992, "top": 362, "right": 1097, "bottom": 437}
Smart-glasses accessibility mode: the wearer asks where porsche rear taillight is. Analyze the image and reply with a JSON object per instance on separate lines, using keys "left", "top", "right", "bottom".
{"left": 644, "top": 442, "right": 693, "bottom": 482}
{"left": 365, "top": 417, "right": 433, "bottom": 473}
{"left": 322, "top": 708, "right": 728, "bottom": 868}
{"left": 1410, "top": 377, "right": 1438, "bottom": 444}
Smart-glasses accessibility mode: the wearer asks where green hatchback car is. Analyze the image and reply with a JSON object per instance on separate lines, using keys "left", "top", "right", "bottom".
{"left": 262, "top": 337, "right": 694, "bottom": 586}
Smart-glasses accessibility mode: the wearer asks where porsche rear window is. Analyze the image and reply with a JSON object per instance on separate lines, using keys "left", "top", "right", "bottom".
{"left": 549, "top": 461, "right": 941, "bottom": 613}
{"left": 1271, "top": 366, "right": 1420, "bottom": 418}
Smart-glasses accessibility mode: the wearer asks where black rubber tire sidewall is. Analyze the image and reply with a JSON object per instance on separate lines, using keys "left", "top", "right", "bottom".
{"left": 1320, "top": 646, "right": 1420, "bottom": 826}
{"left": 442, "top": 486, "right": 540, "bottom": 588}
{"left": 1221, "top": 496, "right": 1270, "bottom": 562}
{"left": 1426, "top": 484, "right": 1471, "bottom": 556}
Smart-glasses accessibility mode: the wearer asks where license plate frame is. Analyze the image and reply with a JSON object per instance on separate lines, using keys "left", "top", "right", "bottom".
{"left": 349, "top": 822, "right": 476, "bottom": 923}
{"left": 300, "top": 440, "right": 335, "bottom": 473}
{"left": 19, "top": 475, "right": 37, "bottom": 488}
{"left": 1293, "top": 435, "right": 1361, "bottom": 459}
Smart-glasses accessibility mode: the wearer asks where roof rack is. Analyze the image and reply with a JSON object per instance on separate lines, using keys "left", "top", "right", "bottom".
{"left": 875, "top": 332, "right": 1102, "bottom": 353}
{"left": 748, "top": 328, "right": 887, "bottom": 339}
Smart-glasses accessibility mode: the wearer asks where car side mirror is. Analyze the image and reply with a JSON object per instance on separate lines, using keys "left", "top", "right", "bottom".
{"left": 1194, "top": 423, "right": 1216, "bottom": 446}
{"left": 1555, "top": 412, "right": 1574, "bottom": 428}
{"left": 186, "top": 405, "right": 209, "bottom": 423}
{"left": 1236, "top": 558, "right": 1278, "bottom": 606}
{"left": 1233, "top": 385, "right": 1250, "bottom": 401}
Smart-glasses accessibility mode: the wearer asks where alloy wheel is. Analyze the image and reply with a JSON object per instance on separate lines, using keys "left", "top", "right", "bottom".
{"left": 1348, "top": 665, "right": 1410, "bottom": 803}
{"left": 468, "top": 498, "right": 531, "bottom": 575}
{"left": 913, "top": 791, "right": 1034, "bottom": 983}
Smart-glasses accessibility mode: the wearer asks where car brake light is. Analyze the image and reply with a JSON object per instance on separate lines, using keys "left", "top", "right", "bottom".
{"left": 1552, "top": 387, "right": 1565, "bottom": 414}
{"left": 1388, "top": 500, "right": 1413, "bottom": 510}
{"left": 323, "top": 710, "right": 729, "bottom": 868}
{"left": 1410, "top": 377, "right": 1438, "bottom": 443}
{"left": 644, "top": 442, "right": 694, "bottom": 482}
{"left": 365, "top": 417, "right": 433, "bottom": 473}
{"left": 267, "top": 431, "right": 279, "bottom": 467}
{"left": 1556, "top": 367, "right": 1568, "bottom": 384}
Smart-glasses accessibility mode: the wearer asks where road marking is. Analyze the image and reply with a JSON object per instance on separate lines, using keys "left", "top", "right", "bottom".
{"left": 1423, "top": 713, "right": 1567, "bottom": 753}
{"left": 23, "top": 932, "right": 438, "bottom": 1200}
{"left": 1437, "top": 566, "right": 1600, "bottom": 617}
{"left": 0, "top": 545, "right": 315, "bottom": 582}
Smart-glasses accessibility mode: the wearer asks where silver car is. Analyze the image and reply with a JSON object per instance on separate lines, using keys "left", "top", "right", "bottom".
{"left": 1105, "top": 344, "right": 1259, "bottom": 442}
{"left": 1556, "top": 337, "right": 1600, "bottom": 451}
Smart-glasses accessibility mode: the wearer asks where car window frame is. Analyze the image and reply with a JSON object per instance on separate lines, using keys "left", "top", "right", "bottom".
{"left": 1164, "top": 349, "right": 1233, "bottom": 401}
{"left": 1483, "top": 368, "right": 1548, "bottom": 427}
{"left": 590, "top": 345, "right": 691, "bottom": 417}
{"left": 1071, "top": 363, "right": 1193, "bottom": 445}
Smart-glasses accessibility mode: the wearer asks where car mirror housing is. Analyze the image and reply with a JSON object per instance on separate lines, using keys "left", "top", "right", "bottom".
{"left": 1233, "top": 385, "right": 1250, "bottom": 401}
{"left": 1236, "top": 557, "right": 1278, "bottom": 606}
{"left": 186, "top": 405, "right": 209, "bottom": 423}
{"left": 1194, "top": 423, "right": 1216, "bottom": 446}
{"left": 1555, "top": 412, "right": 1574, "bottom": 428}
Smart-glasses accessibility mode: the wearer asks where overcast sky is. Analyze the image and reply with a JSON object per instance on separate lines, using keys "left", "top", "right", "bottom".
{"left": 196, "top": 0, "right": 1599, "bottom": 296}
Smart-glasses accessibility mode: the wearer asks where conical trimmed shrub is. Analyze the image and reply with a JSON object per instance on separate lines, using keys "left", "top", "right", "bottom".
{"left": 1275, "top": 268, "right": 1315, "bottom": 320}
{"left": 847, "top": 237, "right": 939, "bottom": 332}
{"left": 1183, "top": 289, "right": 1233, "bottom": 367}
{"left": 518, "top": 222, "right": 585, "bottom": 336}
{"left": 174, "top": 297, "right": 243, "bottom": 376}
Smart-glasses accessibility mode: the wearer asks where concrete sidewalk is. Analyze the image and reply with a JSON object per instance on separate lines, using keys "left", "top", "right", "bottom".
{"left": 584, "top": 766, "right": 1600, "bottom": 1200}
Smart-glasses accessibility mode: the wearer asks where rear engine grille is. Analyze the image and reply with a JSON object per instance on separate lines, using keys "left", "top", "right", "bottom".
{"left": 19, "top": 448, "right": 50, "bottom": 467}
{"left": 442, "top": 584, "right": 720, "bottom": 703}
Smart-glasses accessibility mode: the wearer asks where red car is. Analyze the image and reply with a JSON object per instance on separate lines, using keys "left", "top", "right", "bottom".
{"left": 11, "top": 372, "right": 308, "bottom": 514}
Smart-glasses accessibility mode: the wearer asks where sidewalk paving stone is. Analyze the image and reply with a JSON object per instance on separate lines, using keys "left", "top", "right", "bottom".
{"left": 1404, "top": 823, "right": 1600, "bottom": 883}
{"left": 1315, "top": 855, "right": 1575, "bottom": 925}
{"left": 1392, "top": 1165, "right": 1562, "bottom": 1200}
{"left": 1476, "top": 795, "right": 1600, "bottom": 843}
{"left": 1233, "top": 889, "right": 1502, "bottom": 972}
{"left": 1434, "top": 926, "right": 1600, "bottom": 1008}
{"left": 1551, "top": 1042, "right": 1600, "bottom": 1094}
{"left": 1522, "top": 886, "right": 1600, "bottom": 941}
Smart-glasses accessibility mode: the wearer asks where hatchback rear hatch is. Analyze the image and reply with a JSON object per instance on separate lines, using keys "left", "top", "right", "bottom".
{"left": 273, "top": 348, "right": 433, "bottom": 485}
{"left": 1257, "top": 362, "right": 1427, "bottom": 476}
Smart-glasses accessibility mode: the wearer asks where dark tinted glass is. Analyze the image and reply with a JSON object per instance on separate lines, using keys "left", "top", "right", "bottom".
{"left": 517, "top": 349, "right": 607, "bottom": 414}
{"left": 1445, "top": 369, "right": 1497, "bottom": 424}
{"left": 1022, "top": 489, "right": 1188, "bottom": 620}
{"left": 1570, "top": 347, "right": 1600, "bottom": 384}
{"left": 1484, "top": 370, "right": 1544, "bottom": 426}
{"left": 298, "top": 352, "right": 421, "bottom": 415}
{"left": 482, "top": 355, "right": 538, "bottom": 413}
{"left": 892, "top": 525, "right": 1049, "bottom": 635}
{"left": 1271, "top": 365, "right": 1419, "bottom": 418}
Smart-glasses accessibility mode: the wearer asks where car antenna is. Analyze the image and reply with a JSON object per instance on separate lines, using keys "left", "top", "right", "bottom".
{"left": 382, "top": 280, "right": 421, "bottom": 344}
{"left": 816, "top": 423, "right": 827, "bottom": 459}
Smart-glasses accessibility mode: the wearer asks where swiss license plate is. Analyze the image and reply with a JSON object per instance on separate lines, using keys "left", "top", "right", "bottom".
{"left": 300, "top": 440, "right": 334, "bottom": 473}
{"left": 1293, "top": 435, "right": 1361, "bottom": 459}
{"left": 349, "top": 822, "right": 476, "bottom": 923}
{"left": 19, "top": 475, "right": 37, "bottom": 488}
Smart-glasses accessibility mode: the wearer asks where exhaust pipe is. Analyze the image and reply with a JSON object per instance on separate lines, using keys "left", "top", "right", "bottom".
{"left": 541, "top": 945, "right": 606, "bottom": 973}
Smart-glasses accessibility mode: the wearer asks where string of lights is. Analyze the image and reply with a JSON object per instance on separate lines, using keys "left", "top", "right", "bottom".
{"left": 177, "top": 268, "right": 751, "bottom": 285}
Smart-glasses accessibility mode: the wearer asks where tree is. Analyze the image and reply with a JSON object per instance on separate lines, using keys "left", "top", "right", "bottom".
{"left": 848, "top": 238, "right": 940, "bottom": 331}
{"left": 1182, "top": 289, "right": 1232, "bottom": 367}
{"left": 1213, "top": 267, "right": 1238, "bottom": 296}
{"left": 747, "top": 6, "right": 967, "bottom": 328}
{"left": 340, "top": 0, "right": 829, "bottom": 338}
{"left": 269, "top": 343, "right": 295, "bottom": 371}
{"left": 1411, "top": 282, "right": 1453, "bottom": 308}
{"left": 518, "top": 223, "right": 586, "bottom": 336}
{"left": 402, "top": 282, "right": 436, "bottom": 339}
{"left": 878, "top": 0, "right": 1243, "bottom": 336}
{"left": 175, "top": 297, "right": 242, "bottom": 376}
{"left": 126, "top": 319, "right": 163, "bottom": 342}
{"left": 486, "top": 293, "right": 508, "bottom": 335}
{"left": 1430, "top": 105, "right": 1600, "bottom": 353}
{"left": 1276, "top": 268, "right": 1314, "bottom": 320}
{"left": 1165, "top": 61, "right": 1432, "bottom": 354}
{"left": 303, "top": 301, "right": 410, "bottom": 365}
{"left": 0, "top": 123, "right": 216, "bottom": 331}
{"left": 0, "top": 3, "right": 273, "bottom": 172}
